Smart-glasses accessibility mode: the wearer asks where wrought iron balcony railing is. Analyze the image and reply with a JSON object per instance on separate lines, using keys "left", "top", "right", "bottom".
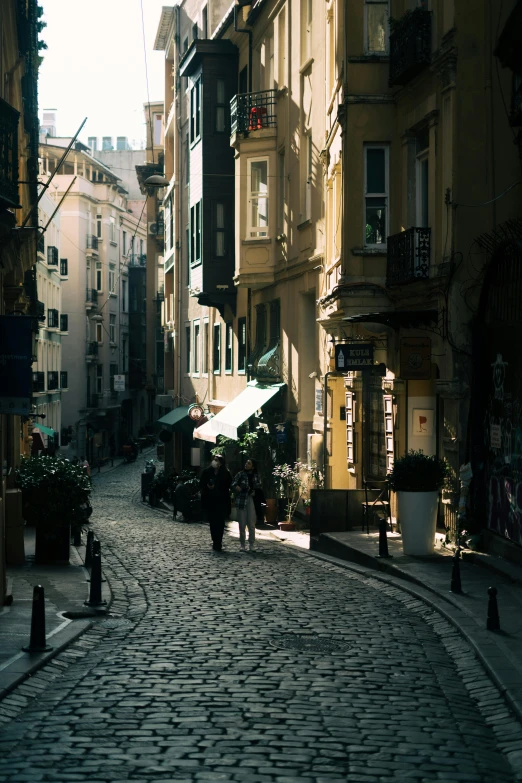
{"left": 87, "top": 235, "right": 99, "bottom": 251}
{"left": 60, "top": 314, "right": 68, "bottom": 331}
{"left": 37, "top": 234, "right": 45, "bottom": 254}
{"left": 47, "top": 308, "right": 59, "bottom": 328}
{"left": 60, "top": 258, "right": 68, "bottom": 276}
{"left": 60, "top": 371, "right": 68, "bottom": 389}
{"left": 230, "top": 89, "right": 277, "bottom": 135}
{"left": 86, "top": 288, "right": 98, "bottom": 305}
{"left": 128, "top": 253, "right": 147, "bottom": 267}
{"left": 32, "top": 372, "right": 45, "bottom": 393}
{"left": 0, "top": 96, "right": 20, "bottom": 209}
{"left": 387, "top": 227, "right": 431, "bottom": 285}
{"left": 389, "top": 9, "right": 431, "bottom": 87}
{"left": 47, "top": 371, "right": 59, "bottom": 391}
{"left": 47, "top": 246, "right": 58, "bottom": 266}
{"left": 86, "top": 341, "right": 98, "bottom": 357}
{"left": 36, "top": 301, "right": 46, "bottom": 322}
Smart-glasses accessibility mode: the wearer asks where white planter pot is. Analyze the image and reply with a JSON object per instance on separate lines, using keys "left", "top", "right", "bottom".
{"left": 397, "top": 490, "right": 439, "bottom": 556}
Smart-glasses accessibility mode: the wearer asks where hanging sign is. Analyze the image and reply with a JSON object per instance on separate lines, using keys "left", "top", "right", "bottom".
{"left": 400, "top": 336, "right": 431, "bottom": 380}
{"left": 315, "top": 389, "right": 323, "bottom": 413}
{"left": 335, "top": 343, "right": 374, "bottom": 372}
{"left": 0, "top": 316, "right": 33, "bottom": 415}
{"left": 113, "top": 374, "right": 125, "bottom": 391}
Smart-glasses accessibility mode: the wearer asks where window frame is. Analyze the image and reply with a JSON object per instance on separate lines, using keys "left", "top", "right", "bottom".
{"left": 247, "top": 157, "right": 270, "bottom": 239}
{"left": 190, "top": 77, "right": 202, "bottom": 144}
{"left": 215, "top": 202, "right": 225, "bottom": 257}
{"left": 215, "top": 79, "right": 227, "bottom": 133}
{"left": 109, "top": 264, "right": 116, "bottom": 295}
{"left": 96, "top": 322, "right": 103, "bottom": 344}
{"left": 364, "top": 0, "right": 389, "bottom": 56}
{"left": 213, "top": 322, "right": 221, "bottom": 374}
{"left": 192, "top": 320, "right": 200, "bottom": 377}
{"left": 185, "top": 323, "right": 191, "bottom": 375}
{"left": 190, "top": 201, "right": 202, "bottom": 266}
{"left": 109, "top": 314, "right": 116, "bottom": 344}
{"left": 363, "top": 143, "right": 389, "bottom": 248}
{"left": 202, "top": 318, "right": 209, "bottom": 375}
{"left": 238, "top": 316, "right": 247, "bottom": 374}
{"left": 96, "top": 262, "right": 103, "bottom": 292}
{"left": 96, "top": 364, "right": 103, "bottom": 394}
{"left": 225, "top": 321, "right": 233, "bottom": 374}
{"left": 96, "top": 213, "right": 102, "bottom": 239}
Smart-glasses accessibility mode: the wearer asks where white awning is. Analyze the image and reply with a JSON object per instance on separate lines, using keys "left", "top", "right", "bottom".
{"left": 193, "top": 382, "right": 284, "bottom": 443}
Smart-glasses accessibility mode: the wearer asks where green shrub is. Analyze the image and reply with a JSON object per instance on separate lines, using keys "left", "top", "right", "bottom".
{"left": 386, "top": 450, "right": 451, "bottom": 492}
{"left": 16, "top": 455, "right": 92, "bottom": 528}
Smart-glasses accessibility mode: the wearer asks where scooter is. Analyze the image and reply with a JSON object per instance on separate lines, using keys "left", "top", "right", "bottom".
{"left": 122, "top": 442, "right": 138, "bottom": 463}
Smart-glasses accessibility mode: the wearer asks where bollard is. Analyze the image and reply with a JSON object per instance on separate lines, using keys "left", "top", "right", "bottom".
{"left": 487, "top": 586, "right": 500, "bottom": 631}
{"left": 84, "top": 530, "right": 95, "bottom": 568}
{"left": 450, "top": 549, "right": 462, "bottom": 594}
{"left": 87, "top": 538, "right": 106, "bottom": 583}
{"left": 22, "top": 585, "right": 52, "bottom": 652}
{"left": 85, "top": 552, "right": 107, "bottom": 607}
{"left": 377, "top": 517, "right": 392, "bottom": 558}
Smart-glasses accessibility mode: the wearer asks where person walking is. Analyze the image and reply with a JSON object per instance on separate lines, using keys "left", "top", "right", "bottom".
{"left": 202, "top": 455, "right": 232, "bottom": 551}
{"left": 80, "top": 456, "right": 90, "bottom": 477}
{"left": 233, "top": 458, "right": 261, "bottom": 552}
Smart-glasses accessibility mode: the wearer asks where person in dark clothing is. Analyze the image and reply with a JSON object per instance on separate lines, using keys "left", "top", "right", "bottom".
{"left": 201, "top": 455, "right": 232, "bottom": 551}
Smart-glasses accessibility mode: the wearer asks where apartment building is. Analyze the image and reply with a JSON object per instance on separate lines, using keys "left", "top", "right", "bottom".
{"left": 154, "top": 0, "right": 325, "bottom": 471}
{"left": 39, "top": 139, "right": 148, "bottom": 463}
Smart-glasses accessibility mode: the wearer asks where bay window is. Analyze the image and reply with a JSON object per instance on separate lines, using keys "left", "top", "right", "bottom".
{"left": 248, "top": 158, "right": 269, "bottom": 238}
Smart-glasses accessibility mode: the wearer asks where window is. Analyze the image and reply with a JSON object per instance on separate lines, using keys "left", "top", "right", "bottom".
{"left": 186, "top": 226, "right": 190, "bottom": 280}
{"left": 185, "top": 133, "right": 190, "bottom": 184}
{"left": 248, "top": 158, "right": 269, "bottom": 238}
{"left": 109, "top": 216, "right": 116, "bottom": 243}
{"left": 109, "top": 314, "right": 116, "bottom": 343}
{"left": 193, "top": 321, "right": 200, "bottom": 375}
{"left": 190, "top": 78, "right": 201, "bottom": 143}
{"left": 202, "top": 6, "right": 208, "bottom": 38}
{"left": 109, "top": 264, "right": 116, "bottom": 294}
{"left": 60, "top": 314, "right": 68, "bottom": 332}
{"left": 216, "top": 79, "right": 226, "bottom": 132}
{"left": 364, "top": 145, "right": 388, "bottom": 247}
{"left": 154, "top": 114, "right": 163, "bottom": 146}
{"left": 60, "top": 258, "right": 68, "bottom": 276}
{"left": 122, "top": 339, "right": 127, "bottom": 372}
{"left": 110, "top": 363, "right": 117, "bottom": 391}
{"left": 122, "top": 280, "right": 127, "bottom": 311}
{"left": 213, "top": 323, "right": 221, "bottom": 373}
{"left": 365, "top": 0, "right": 388, "bottom": 54}
{"left": 202, "top": 319, "right": 209, "bottom": 374}
{"left": 278, "top": 151, "right": 285, "bottom": 233}
{"left": 185, "top": 324, "right": 191, "bottom": 374}
{"left": 191, "top": 201, "right": 202, "bottom": 265}
{"left": 96, "top": 262, "right": 102, "bottom": 291}
{"left": 96, "top": 322, "right": 103, "bottom": 343}
{"left": 302, "top": 0, "right": 312, "bottom": 62}
{"left": 225, "top": 322, "right": 233, "bottom": 373}
{"left": 216, "top": 203, "right": 225, "bottom": 256}
{"left": 122, "top": 231, "right": 127, "bottom": 255}
{"left": 416, "top": 130, "right": 429, "bottom": 228}
{"left": 304, "top": 132, "right": 313, "bottom": 220}
{"left": 238, "top": 317, "right": 247, "bottom": 373}
{"left": 96, "top": 213, "right": 102, "bottom": 239}
{"left": 96, "top": 364, "right": 103, "bottom": 394}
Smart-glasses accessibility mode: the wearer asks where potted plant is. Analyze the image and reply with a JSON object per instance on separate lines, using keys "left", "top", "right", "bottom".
{"left": 273, "top": 461, "right": 308, "bottom": 531}
{"left": 386, "top": 450, "right": 451, "bottom": 556}
{"left": 16, "top": 455, "right": 92, "bottom": 563}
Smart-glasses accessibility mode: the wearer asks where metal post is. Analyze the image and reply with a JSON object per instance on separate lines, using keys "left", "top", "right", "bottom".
{"left": 450, "top": 549, "right": 462, "bottom": 594}
{"left": 22, "top": 586, "right": 52, "bottom": 652}
{"left": 84, "top": 530, "right": 94, "bottom": 568}
{"left": 85, "top": 553, "right": 107, "bottom": 607}
{"left": 487, "top": 587, "right": 500, "bottom": 631}
{"left": 377, "top": 517, "right": 392, "bottom": 558}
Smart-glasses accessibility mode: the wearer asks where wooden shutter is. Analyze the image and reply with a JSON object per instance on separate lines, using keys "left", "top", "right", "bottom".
{"left": 346, "top": 391, "right": 356, "bottom": 466}
{"left": 383, "top": 393, "right": 394, "bottom": 473}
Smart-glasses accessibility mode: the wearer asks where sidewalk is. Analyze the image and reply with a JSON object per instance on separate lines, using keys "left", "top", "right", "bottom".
{"left": 0, "top": 526, "right": 111, "bottom": 701}
{"left": 311, "top": 526, "right": 522, "bottom": 723}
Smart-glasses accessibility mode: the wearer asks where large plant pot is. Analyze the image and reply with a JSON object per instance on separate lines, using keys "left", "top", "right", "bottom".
{"left": 35, "top": 521, "right": 71, "bottom": 564}
{"left": 397, "top": 490, "right": 439, "bottom": 556}
{"left": 265, "top": 498, "right": 278, "bottom": 524}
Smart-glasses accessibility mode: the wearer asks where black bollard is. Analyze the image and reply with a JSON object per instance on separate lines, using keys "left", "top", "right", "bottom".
{"left": 85, "top": 552, "right": 107, "bottom": 607}
{"left": 487, "top": 586, "right": 500, "bottom": 631}
{"left": 22, "top": 585, "right": 52, "bottom": 652}
{"left": 377, "top": 517, "right": 392, "bottom": 558}
{"left": 85, "top": 530, "right": 95, "bottom": 568}
{"left": 87, "top": 539, "right": 106, "bottom": 583}
{"left": 450, "top": 549, "right": 462, "bottom": 594}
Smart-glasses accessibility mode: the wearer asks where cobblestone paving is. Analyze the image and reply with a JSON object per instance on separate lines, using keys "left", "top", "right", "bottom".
{"left": 1, "top": 460, "right": 522, "bottom": 782}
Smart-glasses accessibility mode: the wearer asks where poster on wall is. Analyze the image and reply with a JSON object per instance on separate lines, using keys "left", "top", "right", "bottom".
{"left": 400, "top": 337, "right": 431, "bottom": 380}
{"left": 412, "top": 409, "right": 434, "bottom": 436}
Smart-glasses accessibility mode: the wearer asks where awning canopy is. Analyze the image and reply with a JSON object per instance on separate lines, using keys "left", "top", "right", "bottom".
{"left": 33, "top": 424, "right": 55, "bottom": 438}
{"left": 193, "top": 382, "right": 285, "bottom": 443}
{"left": 157, "top": 405, "right": 192, "bottom": 433}
{"left": 343, "top": 310, "right": 438, "bottom": 329}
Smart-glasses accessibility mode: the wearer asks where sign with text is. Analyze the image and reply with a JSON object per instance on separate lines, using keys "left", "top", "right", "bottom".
{"left": 335, "top": 343, "right": 374, "bottom": 372}
{"left": 400, "top": 336, "right": 431, "bottom": 380}
{"left": 113, "top": 374, "right": 126, "bottom": 391}
{"left": 0, "top": 316, "right": 33, "bottom": 415}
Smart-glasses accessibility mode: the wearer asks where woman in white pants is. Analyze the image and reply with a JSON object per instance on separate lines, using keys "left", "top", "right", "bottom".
{"left": 233, "top": 458, "right": 261, "bottom": 551}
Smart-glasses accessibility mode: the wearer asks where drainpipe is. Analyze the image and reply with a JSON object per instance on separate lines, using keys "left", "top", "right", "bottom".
{"left": 322, "top": 372, "right": 341, "bottom": 489}
{"left": 234, "top": 3, "right": 252, "bottom": 92}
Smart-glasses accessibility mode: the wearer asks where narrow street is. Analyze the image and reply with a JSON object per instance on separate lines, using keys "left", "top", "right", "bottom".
{"left": 0, "top": 461, "right": 520, "bottom": 783}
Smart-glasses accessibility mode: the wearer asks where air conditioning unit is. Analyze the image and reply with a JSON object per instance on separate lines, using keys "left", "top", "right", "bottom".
{"left": 148, "top": 222, "right": 158, "bottom": 235}
{"left": 307, "top": 433, "right": 323, "bottom": 468}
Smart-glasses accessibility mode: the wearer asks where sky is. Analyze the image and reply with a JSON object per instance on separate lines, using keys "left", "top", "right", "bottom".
{"left": 38, "top": 0, "right": 168, "bottom": 149}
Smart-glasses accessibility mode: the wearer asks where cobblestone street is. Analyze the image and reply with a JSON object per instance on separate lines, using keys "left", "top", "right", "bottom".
{"left": 1, "top": 460, "right": 522, "bottom": 782}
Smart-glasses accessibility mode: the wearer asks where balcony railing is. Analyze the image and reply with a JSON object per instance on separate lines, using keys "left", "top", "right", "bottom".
{"left": 47, "top": 246, "right": 58, "bottom": 266}
{"left": 86, "top": 341, "right": 98, "bottom": 357}
{"left": 387, "top": 227, "right": 431, "bottom": 285}
{"left": 47, "top": 308, "right": 59, "bottom": 328}
{"left": 37, "top": 301, "right": 46, "bottom": 322}
{"left": 60, "top": 314, "right": 68, "bottom": 331}
{"left": 230, "top": 89, "right": 277, "bottom": 135}
{"left": 0, "top": 96, "right": 20, "bottom": 209}
{"left": 37, "top": 234, "right": 45, "bottom": 255}
{"left": 389, "top": 9, "right": 431, "bottom": 87}
{"left": 60, "top": 371, "right": 68, "bottom": 389}
{"left": 47, "top": 371, "right": 59, "bottom": 391}
{"left": 86, "top": 288, "right": 98, "bottom": 305}
{"left": 60, "top": 258, "right": 68, "bottom": 276}
{"left": 32, "top": 372, "right": 45, "bottom": 393}
{"left": 128, "top": 253, "right": 147, "bottom": 267}
{"left": 87, "top": 235, "right": 99, "bottom": 251}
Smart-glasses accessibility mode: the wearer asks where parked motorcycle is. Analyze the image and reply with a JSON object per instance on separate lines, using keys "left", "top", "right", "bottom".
{"left": 122, "top": 441, "right": 138, "bottom": 463}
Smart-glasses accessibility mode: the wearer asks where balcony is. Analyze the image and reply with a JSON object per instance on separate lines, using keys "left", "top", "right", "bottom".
{"left": 60, "top": 258, "right": 68, "bottom": 276}
{"left": 60, "top": 314, "right": 68, "bottom": 332}
{"left": 37, "top": 234, "right": 45, "bottom": 255}
{"left": 230, "top": 90, "right": 277, "bottom": 135}
{"left": 60, "top": 371, "right": 68, "bottom": 389}
{"left": 86, "top": 341, "right": 98, "bottom": 361}
{"left": 128, "top": 253, "right": 147, "bottom": 267}
{"left": 0, "top": 96, "right": 20, "bottom": 209}
{"left": 47, "top": 308, "right": 59, "bottom": 328}
{"left": 86, "top": 288, "right": 98, "bottom": 307}
{"left": 389, "top": 9, "right": 431, "bottom": 87}
{"left": 387, "top": 227, "right": 431, "bottom": 286}
{"left": 36, "top": 301, "right": 45, "bottom": 322}
{"left": 86, "top": 235, "right": 99, "bottom": 251}
{"left": 32, "top": 372, "right": 45, "bottom": 393}
{"left": 47, "top": 246, "right": 58, "bottom": 266}
{"left": 47, "top": 371, "right": 59, "bottom": 391}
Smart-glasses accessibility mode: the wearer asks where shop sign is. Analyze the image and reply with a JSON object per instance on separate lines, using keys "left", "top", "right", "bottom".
{"left": 0, "top": 316, "right": 33, "bottom": 415}
{"left": 335, "top": 343, "right": 374, "bottom": 372}
{"left": 400, "top": 336, "right": 431, "bottom": 380}
{"left": 113, "top": 374, "right": 125, "bottom": 391}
